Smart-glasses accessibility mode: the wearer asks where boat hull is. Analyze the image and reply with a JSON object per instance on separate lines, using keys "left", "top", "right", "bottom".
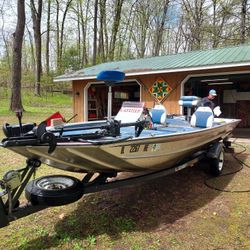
{"left": 5, "top": 118, "right": 240, "bottom": 173}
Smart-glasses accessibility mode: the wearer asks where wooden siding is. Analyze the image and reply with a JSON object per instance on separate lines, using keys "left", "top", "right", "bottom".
{"left": 73, "top": 80, "right": 85, "bottom": 121}
{"left": 72, "top": 66, "right": 250, "bottom": 122}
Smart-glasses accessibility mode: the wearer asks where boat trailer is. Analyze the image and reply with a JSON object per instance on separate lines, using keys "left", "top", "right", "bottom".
{"left": 0, "top": 141, "right": 226, "bottom": 228}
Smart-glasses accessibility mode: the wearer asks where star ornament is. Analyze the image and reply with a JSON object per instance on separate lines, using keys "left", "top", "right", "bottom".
{"left": 149, "top": 77, "right": 172, "bottom": 102}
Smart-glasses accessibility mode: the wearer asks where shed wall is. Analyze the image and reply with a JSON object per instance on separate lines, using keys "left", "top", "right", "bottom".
{"left": 72, "top": 66, "right": 250, "bottom": 122}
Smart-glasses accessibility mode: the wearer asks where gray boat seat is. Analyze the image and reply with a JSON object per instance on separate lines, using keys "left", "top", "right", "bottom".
{"left": 190, "top": 106, "right": 214, "bottom": 128}
{"left": 179, "top": 96, "right": 201, "bottom": 121}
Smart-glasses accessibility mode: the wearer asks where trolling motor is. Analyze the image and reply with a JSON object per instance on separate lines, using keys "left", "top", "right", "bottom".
{"left": 2, "top": 110, "right": 57, "bottom": 153}
{"left": 2, "top": 110, "right": 36, "bottom": 138}
{"left": 15, "top": 110, "right": 23, "bottom": 136}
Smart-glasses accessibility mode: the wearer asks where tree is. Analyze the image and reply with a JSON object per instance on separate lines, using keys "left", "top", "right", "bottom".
{"left": 182, "top": 0, "right": 207, "bottom": 50}
{"left": 98, "top": 0, "right": 107, "bottom": 62}
{"left": 25, "top": 24, "right": 36, "bottom": 72}
{"left": 152, "top": 0, "right": 170, "bottom": 56}
{"left": 10, "top": 0, "right": 25, "bottom": 111}
{"left": 116, "top": 0, "right": 137, "bottom": 59}
{"left": 30, "top": 0, "right": 43, "bottom": 96}
{"left": 0, "top": 1, "right": 11, "bottom": 71}
{"left": 45, "top": 0, "right": 51, "bottom": 75}
{"left": 108, "top": 0, "right": 124, "bottom": 61}
{"left": 131, "top": 0, "right": 151, "bottom": 58}
{"left": 208, "top": 0, "right": 233, "bottom": 48}
{"left": 1, "top": 0, "right": 250, "bottom": 85}
{"left": 79, "top": 0, "right": 90, "bottom": 66}
{"left": 240, "top": 0, "right": 248, "bottom": 43}
{"left": 93, "top": 0, "right": 98, "bottom": 65}
{"left": 55, "top": 0, "right": 73, "bottom": 73}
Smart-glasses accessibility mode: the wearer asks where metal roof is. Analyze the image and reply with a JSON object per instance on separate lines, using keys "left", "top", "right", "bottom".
{"left": 54, "top": 44, "right": 250, "bottom": 82}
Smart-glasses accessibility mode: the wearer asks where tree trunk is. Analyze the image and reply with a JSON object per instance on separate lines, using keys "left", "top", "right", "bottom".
{"left": 108, "top": 0, "right": 124, "bottom": 61}
{"left": 131, "top": 1, "right": 150, "bottom": 58}
{"left": 56, "top": 0, "right": 60, "bottom": 72}
{"left": 26, "top": 26, "right": 36, "bottom": 72}
{"left": 56, "top": 0, "right": 73, "bottom": 73}
{"left": 182, "top": 0, "right": 206, "bottom": 50}
{"left": 79, "top": 0, "right": 89, "bottom": 66}
{"left": 46, "top": 0, "right": 51, "bottom": 75}
{"left": 0, "top": 11, "right": 11, "bottom": 71}
{"left": 93, "top": 0, "right": 98, "bottom": 65}
{"left": 118, "top": 0, "right": 136, "bottom": 58}
{"left": 60, "top": 0, "right": 73, "bottom": 70}
{"left": 76, "top": 1, "right": 81, "bottom": 67}
{"left": 10, "top": 0, "right": 25, "bottom": 111}
{"left": 240, "top": 0, "right": 247, "bottom": 43}
{"left": 99, "top": 0, "right": 107, "bottom": 62}
{"left": 152, "top": 0, "right": 170, "bottom": 56}
{"left": 30, "top": 0, "right": 43, "bottom": 96}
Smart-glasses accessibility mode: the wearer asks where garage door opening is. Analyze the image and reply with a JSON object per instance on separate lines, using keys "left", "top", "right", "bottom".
{"left": 183, "top": 73, "right": 250, "bottom": 127}
{"left": 86, "top": 81, "right": 140, "bottom": 121}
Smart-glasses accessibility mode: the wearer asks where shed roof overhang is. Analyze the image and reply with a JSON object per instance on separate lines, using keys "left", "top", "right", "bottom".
{"left": 54, "top": 62, "right": 250, "bottom": 82}
{"left": 54, "top": 44, "right": 250, "bottom": 82}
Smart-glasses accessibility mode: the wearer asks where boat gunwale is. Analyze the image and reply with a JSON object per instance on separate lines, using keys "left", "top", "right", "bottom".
{"left": 0, "top": 118, "right": 240, "bottom": 149}
{"left": 53, "top": 118, "right": 241, "bottom": 147}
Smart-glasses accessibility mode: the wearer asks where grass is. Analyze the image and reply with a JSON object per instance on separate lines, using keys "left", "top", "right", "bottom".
{"left": 0, "top": 88, "right": 73, "bottom": 117}
{"left": 0, "top": 92, "right": 249, "bottom": 249}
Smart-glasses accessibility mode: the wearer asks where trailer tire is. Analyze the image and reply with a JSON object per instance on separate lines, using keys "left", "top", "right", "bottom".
{"left": 25, "top": 175, "right": 83, "bottom": 206}
{"left": 209, "top": 148, "right": 224, "bottom": 176}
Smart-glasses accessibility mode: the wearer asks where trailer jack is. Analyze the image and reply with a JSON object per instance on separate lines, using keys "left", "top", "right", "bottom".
{"left": 0, "top": 159, "right": 46, "bottom": 228}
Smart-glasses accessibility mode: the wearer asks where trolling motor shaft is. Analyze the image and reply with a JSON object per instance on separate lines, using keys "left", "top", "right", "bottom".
{"left": 15, "top": 110, "right": 23, "bottom": 136}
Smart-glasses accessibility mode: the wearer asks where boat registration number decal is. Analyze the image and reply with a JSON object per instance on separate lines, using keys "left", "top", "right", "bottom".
{"left": 130, "top": 144, "right": 141, "bottom": 153}
{"left": 151, "top": 144, "right": 160, "bottom": 152}
{"left": 120, "top": 143, "right": 160, "bottom": 154}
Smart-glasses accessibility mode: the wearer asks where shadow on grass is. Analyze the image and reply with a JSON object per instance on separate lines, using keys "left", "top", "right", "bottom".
{"left": 19, "top": 153, "right": 245, "bottom": 249}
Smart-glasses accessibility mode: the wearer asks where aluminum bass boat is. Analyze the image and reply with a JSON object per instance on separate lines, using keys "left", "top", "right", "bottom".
{"left": 1, "top": 114, "right": 240, "bottom": 173}
{"left": 0, "top": 70, "right": 240, "bottom": 228}
{"left": 0, "top": 70, "right": 240, "bottom": 174}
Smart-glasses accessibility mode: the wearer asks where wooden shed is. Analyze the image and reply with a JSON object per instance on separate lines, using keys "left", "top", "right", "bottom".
{"left": 54, "top": 44, "right": 250, "bottom": 127}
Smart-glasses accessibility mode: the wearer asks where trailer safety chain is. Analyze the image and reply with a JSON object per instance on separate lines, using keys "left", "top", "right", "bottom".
{"left": 204, "top": 142, "right": 250, "bottom": 193}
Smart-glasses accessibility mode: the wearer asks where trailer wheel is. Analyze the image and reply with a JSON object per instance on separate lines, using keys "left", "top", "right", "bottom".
{"left": 209, "top": 148, "right": 224, "bottom": 176}
{"left": 25, "top": 175, "right": 83, "bottom": 206}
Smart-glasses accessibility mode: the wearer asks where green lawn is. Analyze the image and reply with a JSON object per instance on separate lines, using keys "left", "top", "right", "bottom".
{"left": 0, "top": 93, "right": 249, "bottom": 250}
{"left": 0, "top": 88, "right": 73, "bottom": 116}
